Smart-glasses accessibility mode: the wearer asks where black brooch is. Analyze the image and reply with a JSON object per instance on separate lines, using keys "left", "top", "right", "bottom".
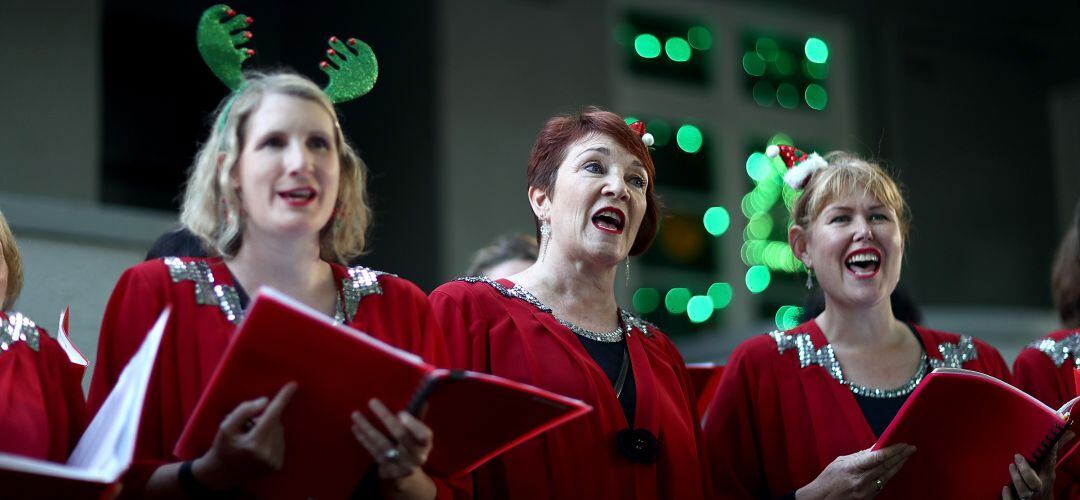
{"left": 616, "top": 428, "right": 658, "bottom": 464}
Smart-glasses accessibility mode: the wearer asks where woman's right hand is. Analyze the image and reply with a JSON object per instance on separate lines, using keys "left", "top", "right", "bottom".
{"left": 191, "top": 382, "right": 299, "bottom": 491}
{"left": 796, "top": 443, "right": 916, "bottom": 500}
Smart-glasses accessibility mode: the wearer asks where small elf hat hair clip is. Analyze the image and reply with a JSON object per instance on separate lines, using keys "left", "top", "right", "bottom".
{"left": 196, "top": 4, "right": 378, "bottom": 103}
{"left": 628, "top": 121, "right": 655, "bottom": 147}
{"left": 766, "top": 144, "right": 827, "bottom": 189}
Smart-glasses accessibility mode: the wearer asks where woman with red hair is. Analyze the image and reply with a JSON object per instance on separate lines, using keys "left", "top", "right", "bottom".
{"left": 430, "top": 107, "right": 708, "bottom": 499}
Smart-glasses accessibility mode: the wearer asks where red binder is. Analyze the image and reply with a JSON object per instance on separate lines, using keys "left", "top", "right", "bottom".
{"left": 686, "top": 362, "right": 724, "bottom": 417}
{"left": 174, "top": 287, "right": 592, "bottom": 499}
{"left": 873, "top": 368, "right": 1077, "bottom": 499}
{"left": 1056, "top": 368, "right": 1080, "bottom": 480}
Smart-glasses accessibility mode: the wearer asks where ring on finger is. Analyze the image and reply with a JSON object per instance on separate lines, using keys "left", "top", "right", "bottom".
{"left": 875, "top": 478, "right": 884, "bottom": 491}
{"left": 383, "top": 447, "right": 401, "bottom": 461}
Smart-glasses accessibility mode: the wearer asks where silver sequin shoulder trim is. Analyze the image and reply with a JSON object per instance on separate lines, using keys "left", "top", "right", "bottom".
{"left": 456, "top": 276, "right": 653, "bottom": 339}
{"left": 164, "top": 257, "right": 242, "bottom": 325}
{"left": 767, "top": 330, "right": 932, "bottom": 399}
{"left": 1, "top": 312, "right": 41, "bottom": 353}
{"left": 339, "top": 265, "right": 391, "bottom": 324}
{"left": 1025, "top": 333, "right": 1080, "bottom": 368}
{"left": 928, "top": 335, "right": 979, "bottom": 369}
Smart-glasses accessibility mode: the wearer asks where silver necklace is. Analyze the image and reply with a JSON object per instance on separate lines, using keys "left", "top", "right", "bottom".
{"left": 555, "top": 317, "right": 625, "bottom": 343}
{"left": 845, "top": 352, "right": 929, "bottom": 398}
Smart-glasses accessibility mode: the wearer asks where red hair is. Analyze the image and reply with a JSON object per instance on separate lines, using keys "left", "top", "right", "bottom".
{"left": 526, "top": 107, "right": 660, "bottom": 256}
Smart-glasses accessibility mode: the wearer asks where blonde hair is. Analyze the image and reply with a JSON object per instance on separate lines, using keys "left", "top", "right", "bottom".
{"left": 180, "top": 72, "right": 371, "bottom": 263}
{"left": 0, "top": 210, "right": 23, "bottom": 310}
{"left": 791, "top": 151, "right": 910, "bottom": 239}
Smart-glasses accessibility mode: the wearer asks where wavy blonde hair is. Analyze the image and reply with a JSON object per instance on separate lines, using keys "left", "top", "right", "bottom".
{"left": 791, "top": 151, "right": 910, "bottom": 240}
{"left": 0, "top": 210, "right": 23, "bottom": 310}
{"left": 180, "top": 72, "right": 371, "bottom": 263}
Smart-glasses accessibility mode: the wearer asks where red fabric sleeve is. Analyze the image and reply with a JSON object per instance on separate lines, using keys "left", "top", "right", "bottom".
{"left": 426, "top": 284, "right": 483, "bottom": 499}
{"left": 1014, "top": 348, "right": 1074, "bottom": 410}
{"left": 0, "top": 325, "right": 88, "bottom": 462}
{"left": 87, "top": 264, "right": 171, "bottom": 497}
{"left": 972, "top": 337, "right": 1013, "bottom": 384}
{"left": 652, "top": 331, "right": 714, "bottom": 497}
{"left": 702, "top": 339, "right": 770, "bottom": 499}
{"left": 429, "top": 284, "right": 488, "bottom": 372}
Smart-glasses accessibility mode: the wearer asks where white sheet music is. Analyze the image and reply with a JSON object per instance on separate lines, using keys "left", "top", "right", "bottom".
{"left": 0, "top": 308, "right": 170, "bottom": 482}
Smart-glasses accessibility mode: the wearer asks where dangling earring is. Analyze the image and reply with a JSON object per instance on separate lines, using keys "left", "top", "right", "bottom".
{"left": 624, "top": 257, "right": 631, "bottom": 288}
{"left": 539, "top": 221, "right": 551, "bottom": 262}
{"left": 805, "top": 267, "right": 814, "bottom": 289}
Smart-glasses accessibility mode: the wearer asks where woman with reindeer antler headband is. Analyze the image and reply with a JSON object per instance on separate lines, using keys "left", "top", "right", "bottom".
{"left": 88, "top": 6, "right": 448, "bottom": 499}
{"left": 429, "top": 108, "right": 710, "bottom": 499}
{"left": 702, "top": 146, "right": 1073, "bottom": 499}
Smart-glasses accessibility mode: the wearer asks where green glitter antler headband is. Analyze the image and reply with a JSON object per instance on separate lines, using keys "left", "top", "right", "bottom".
{"left": 196, "top": 4, "right": 379, "bottom": 103}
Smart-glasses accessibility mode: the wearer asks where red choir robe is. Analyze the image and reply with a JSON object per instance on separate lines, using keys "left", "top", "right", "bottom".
{"left": 429, "top": 277, "right": 710, "bottom": 500}
{"left": 1013, "top": 329, "right": 1080, "bottom": 499}
{"left": 0, "top": 311, "right": 88, "bottom": 462}
{"left": 87, "top": 257, "right": 450, "bottom": 497}
{"left": 703, "top": 319, "right": 1011, "bottom": 499}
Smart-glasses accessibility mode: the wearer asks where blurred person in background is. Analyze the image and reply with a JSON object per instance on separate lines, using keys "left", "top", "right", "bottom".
{"left": 465, "top": 234, "right": 538, "bottom": 279}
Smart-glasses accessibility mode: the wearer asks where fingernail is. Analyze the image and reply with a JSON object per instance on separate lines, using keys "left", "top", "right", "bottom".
{"left": 255, "top": 397, "right": 268, "bottom": 405}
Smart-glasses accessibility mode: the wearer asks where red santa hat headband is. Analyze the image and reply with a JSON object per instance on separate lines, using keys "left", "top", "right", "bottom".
{"left": 765, "top": 144, "right": 827, "bottom": 190}
{"left": 628, "top": 121, "right": 655, "bottom": 147}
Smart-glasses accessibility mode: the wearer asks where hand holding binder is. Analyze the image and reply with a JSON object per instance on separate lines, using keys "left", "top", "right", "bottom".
{"left": 174, "top": 287, "right": 592, "bottom": 499}
{"left": 872, "top": 368, "right": 1078, "bottom": 499}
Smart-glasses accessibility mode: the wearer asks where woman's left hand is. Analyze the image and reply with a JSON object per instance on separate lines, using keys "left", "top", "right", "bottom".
{"left": 1002, "top": 431, "right": 1076, "bottom": 500}
{"left": 351, "top": 398, "right": 436, "bottom": 500}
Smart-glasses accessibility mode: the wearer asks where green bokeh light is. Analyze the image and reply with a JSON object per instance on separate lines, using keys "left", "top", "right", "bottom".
{"left": 665, "top": 37, "right": 692, "bottom": 62}
{"left": 676, "top": 124, "right": 703, "bottom": 154}
{"left": 755, "top": 37, "right": 779, "bottom": 62}
{"left": 746, "top": 152, "right": 772, "bottom": 182}
{"left": 804, "top": 37, "right": 829, "bottom": 63}
{"left": 740, "top": 193, "right": 756, "bottom": 218}
{"left": 647, "top": 120, "right": 671, "bottom": 146}
{"left": 752, "top": 81, "right": 775, "bottom": 107}
{"left": 768, "top": 133, "right": 794, "bottom": 146}
{"left": 747, "top": 212, "right": 773, "bottom": 240}
{"left": 775, "top": 305, "right": 806, "bottom": 330}
{"left": 665, "top": 288, "right": 692, "bottom": 314}
{"left": 634, "top": 34, "right": 662, "bottom": 58}
{"left": 707, "top": 282, "right": 733, "bottom": 309}
{"left": 805, "top": 84, "right": 829, "bottom": 110}
{"left": 774, "top": 52, "right": 795, "bottom": 76}
{"left": 742, "top": 51, "right": 766, "bottom": 76}
{"left": 688, "top": 26, "right": 712, "bottom": 50}
{"left": 777, "top": 83, "right": 799, "bottom": 109}
{"left": 632, "top": 288, "right": 660, "bottom": 314}
{"left": 703, "top": 206, "right": 730, "bottom": 236}
{"left": 804, "top": 60, "right": 829, "bottom": 80}
{"left": 687, "top": 296, "right": 715, "bottom": 323}
{"left": 745, "top": 265, "right": 771, "bottom": 293}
